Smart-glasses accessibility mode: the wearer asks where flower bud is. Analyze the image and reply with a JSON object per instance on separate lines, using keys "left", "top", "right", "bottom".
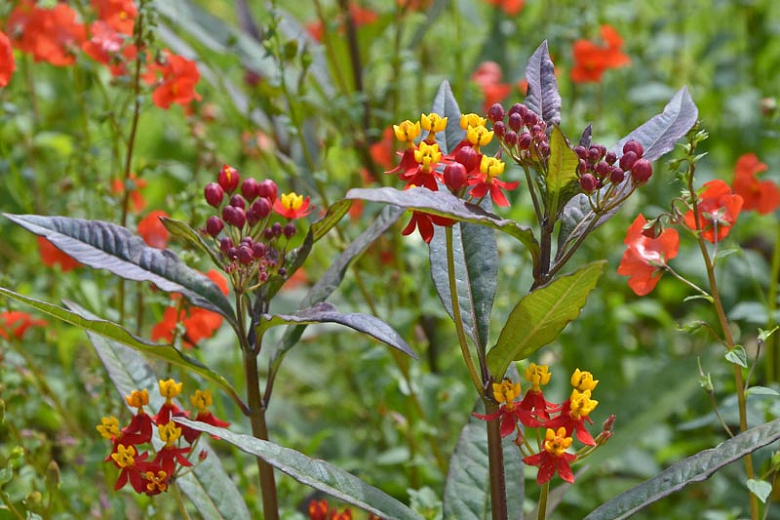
{"left": 605, "top": 151, "right": 617, "bottom": 165}
{"left": 594, "top": 161, "right": 610, "bottom": 178}
{"left": 237, "top": 245, "right": 254, "bottom": 265}
{"left": 619, "top": 150, "right": 638, "bottom": 171}
{"left": 630, "top": 159, "right": 653, "bottom": 183}
{"left": 454, "top": 145, "right": 480, "bottom": 172}
{"left": 278, "top": 267, "right": 287, "bottom": 277}
{"left": 609, "top": 166, "right": 625, "bottom": 184}
{"left": 206, "top": 216, "right": 224, "bottom": 237}
{"left": 573, "top": 145, "right": 588, "bottom": 160}
{"left": 204, "top": 183, "right": 224, "bottom": 207}
{"left": 222, "top": 205, "right": 246, "bottom": 228}
{"left": 283, "top": 223, "right": 297, "bottom": 238}
{"left": 257, "top": 179, "right": 278, "bottom": 201}
{"left": 622, "top": 140, "right": 644, "bottom": 159}
{"left": 241, "top": 178, "right": 260, "bottom": 201}
{"left": 271, "top": 222, "right": 283, "bottom": 237}
{"left": 578, "top": 159, "right": 588, "bottom": 174}
{"left": 443, "top": 162, "right": 468, "bottom": 193}
{"left": 588, "top": 146, "right": 601, "bottom": 161}
{"left": 488, "top": 103, "right": 505, "bottom": 122}
{"left": 250, "top": 197, "right": 272, "bottom": 219}
{"left": 518, "top": 132, "right": 532, "bottom": 150}
{"left": 492, "top": 120, "right": 506, "bottom": 138}
{"left": 503, "top": 131, "right": 518, "bottom": 146}
{"left": 538, "top": 141, "right": 550, "bottom": 157}
{"left": 218, "top": 164, "right": 240, "bottom": 193}
{"left": 229, "top": 194, "right": 246, "bottom": 209}
{"left": 522, "top": 111, "right": 538, "bottom": 127}
{"left": 579, "top": 173, "right": 598, "bottom": 193}
{"left": 508, "top": 103, "right": 527, "bottom": 118}
{"left": 508, "top": 112, "right": 523, "bottom": 132}
{"left": 252, "top": 242, "right": 267, "bottom": 258}
{"left": 219, "top": 237, "right": 233, "bottom": 253}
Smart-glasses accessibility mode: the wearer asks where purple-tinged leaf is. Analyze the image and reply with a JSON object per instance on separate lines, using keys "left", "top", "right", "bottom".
{"left": 4, "top": 214, "right": 236, "bottom": 325}
{"left": 175, "top": 418, "right": 422, "bottom": 520}
{"left": 259, "top": 302, "right": 416, "bottom": 359}
{"left": 431, "top": 80, "right": 465, "bottom": 154}
{"left": 524, "top": 40, "right": 562, "bottom": 126}
{"left": 579, "top": 123, "right": 593, "bottom": 148}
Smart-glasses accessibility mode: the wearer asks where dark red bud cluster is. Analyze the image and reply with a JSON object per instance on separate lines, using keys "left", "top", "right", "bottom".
{"left": 620, "top": 140, "right": 652, "bottom": 184}
{"left": 574, "top": 142, "right": 622, "bottom": 193}
{"left": 491, "top": 103, "right": 549, "bottom": 163}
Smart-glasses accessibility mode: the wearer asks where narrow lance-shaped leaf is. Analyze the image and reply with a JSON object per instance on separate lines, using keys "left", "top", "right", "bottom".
{"left": 175, "top": 418, "right": 423, "bottom": 520}
{"left": 487, "top": 261, "right": 605, "bottom": 378}
{"left": 0, "top": 287, "right": 246, "bottom": 413}
{"left": 431, "top": 80, "right": 465, "bottom": 154}
{"left": 558, "top": 87, "right": 699, "bottom": 252}
{"left": 584, "top": 417, "right": 780, "bottom": 520}
{"left": 345, "top": 187, "right": 540, "bottom": 266}
{"left": 3, "top": 214, "right": 236, "bottom": 326}
{"left": 259, "top": 302, "right": 416, "bottom": 360}
{"left": 545, "top": 125, "right": 580, "bottom": 220}
{"left": 71, "top": 302, "right": 251, "bottom": 520}
{"left": 161, "top": 216, "right": 223, "bottom": 268}
{"left": 524, "top": 40, "right": 562, "bottom": 126}
{"left": 271, "top": 206, "right": 404, "bottom": 367}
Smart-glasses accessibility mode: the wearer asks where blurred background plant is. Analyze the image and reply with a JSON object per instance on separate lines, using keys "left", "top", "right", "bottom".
{"left": 1, "top": 0, "right": 780, "bottom": 518}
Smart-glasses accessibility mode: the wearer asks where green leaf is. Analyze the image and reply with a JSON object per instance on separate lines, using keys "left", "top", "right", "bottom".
{"left": 486, "top": 261, "right": 605, "bottom": 378}
{"left": 161, "top": 216, "right": 223, "bottom": 267}
{"left": 3, "top": 214, "right": 236, "bottom": 326}
{"left": 524, "top": 40, "right": 561, "bottom": 126}
{"left": 174, "top": 418, "right": 423, "bottom": 520}
{"left": 259, "top": 302, "right": 416, "bottom": 359}
{"left": 78, "top": 304, "right": 251, "bottom": 520}
{"left": 0, "top": 287, "right": 245, "bottom": 412}
{"left": 429, "top": 219, "right": 497, "bottom": 351}
{"left": 312, "top": 199, "right": 353, "bottom": 243}
{"left": 443, "top": 369, "right": 524, "bottom": 519}
{"left": 545, "top": 125, "right": 580, "bottom": 220}
{"left": 725, "top": 345, "right": 748, "bottom": 368}
{"left": 747, "top": 479, "right": 773, "bottom": 503}
{"left": 584, "top": 418, "right": 780, "bottom": 520}
{"left": 271, "top": 206, "right": 404, "bottom": 367}
{"left": 345, "top": 187, "right": 540, "bottom": 264}
{"left": 430, "top": 80, "right": 465, "bottom": 154}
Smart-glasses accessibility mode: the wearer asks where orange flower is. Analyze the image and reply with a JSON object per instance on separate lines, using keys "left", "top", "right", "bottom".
{"left": 308, "top": 500, "right": 329, "bottom": 520}
{"left": 0, "top": 311, "right": 47, "bottom": 340}
{"left": 145, "top": 52, "right": 201, "bottom": 109}
{"left": 38, "top": 237, "right": 81, "bottom": 272}
{"left": 471, "top": 61, "right": 512, "bottom": 113}
{"left": 617, "top": 214, "right": 679, "bottom": 296}
{"left": 151, "top": 270, "right": 229, "bottom": 349}
{"left": 732, "top": 153, "right": 779, "bottom": 215}
{"left": 82, "top": 21, "right": 137, "bottom": 77}
{"left": 370, "top": 126, "right": 396, "bottom": 170}
{"left": 6, "top": 0, "right": 86, "bottom": 66}
{"left": 683, "top": 180, "right": 743, "bottom": 243}
{"left": 113, "top": 174, "right": 147, "bottom": 213}
{"left": 137, "top": 210, "right": 170, "bottom": 250}
{"left": 0, "top": 30, "right": 15, "bottom": 87}
{"left": 306, "top": 4, "right": 379, "bottom": 42}
{"left": 483, "top": 0, "right": 525, "bottom": 16}
{"left": 570, "top": 25, "right": 630, "bottom": 83}
{"left": 92, "top": 0, "right": 137, "bottom": 35}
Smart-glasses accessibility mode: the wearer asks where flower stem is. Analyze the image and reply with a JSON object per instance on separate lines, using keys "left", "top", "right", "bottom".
{"left": 766, "top": 221, "right": 780, "bottom": 382}
{"left": 537, "top": 481, "right": 550, "bottom": 520}
{"left": 485, "top": 402, "right": 508, "bottom": 520}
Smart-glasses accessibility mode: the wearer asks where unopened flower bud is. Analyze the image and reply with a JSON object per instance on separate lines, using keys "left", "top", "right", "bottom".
{"left": 508, "top": 103, "right": 527, "bottom": 117}
{"left": 622, "top": 140, "right": 644, "bottom": 159}
{"left": 278, "top": 267, "right": 287, "bottom": 277}
{"left": 594, "top": 161, "right": 610, "bottom": 178}
{"left": 518, "top": 132, "right": 532, "bottom": 150}
{"left": 522, "top": 111, "right": 538, "bottom": 127}
{"left": 631, "top": 159, "right": 653, "bottom": 183}
{"left": 508, "top": 112, "right": 523, "bottom": 132}
{"left": 251, "top": 198, "right": 271, "bottom": 219}
{"left": 252, "top": 242, "right": 267, "bottom": 258}
{"left": 588, "top": 146, "right": 601, "bottom": 161}
{"left": 257, "top": 179, "right": 278, "bottom": 201}
{"left": 579, "top": 173, "right": 598, "bottom": 193}
{"left": 443, "top": 162, "right": 467, "bottom": 193}
{"left": 503, "top": 131, "right": 518, "bottom": 146}
{"left": 619, "top": 150, "right": 638, "bottom": 171}
{"left": 605, "top": 151, "right": 617, "bottom": 165}
{"left": 204, "top": 183, "right": 224, "bottom": 207}
{"left": 218, "top": 165, "right": 240, "bottom": 193}
{"left": 492, "top": 120, "right": 506, "bottom": 138}
{"left": 206, "top": 216, "right": 224, "bottom": 237}
{"left": 220, "top": 237, "right": 233, "bottom": 253}
{"left": 488, "top": 103, "right": 505, "bottom": 122}
{"left": 578, "top": 159, "right": 588, "bottom": 174}
{"left": 237, "top": 246, "right": 254, "bottom": 265}
{"left": 283, "top": 223, "right": 297, "bottom": 238}
{"left": 222, "top": 205, "right": 246, "bottom": 228}
{"left": 573, "top": 145, "right": 588, "bottom": 160}
{"left": 241, "top": 178, "right": 260, "bottom": 201}
{"left": 230, "top": 194, "right": 246, "bottom": 209}
{"left": 271, "top": 222, "right": 283, "bottom": 237}
{"left": 609, "top": 166, "right": 625, "bottom": 184}
{"left": 454, "top": 145, "right": 480, "bottom": 172}
{"left": 538, "top": 141, "right": 550, "bottom": 157}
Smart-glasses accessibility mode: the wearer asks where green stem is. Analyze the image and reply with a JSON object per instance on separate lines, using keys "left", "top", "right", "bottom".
{"left": 485, "top": 402, "right": 508, "bottom": 520}
{"left": 537, "top": 481, "right": 550, "bottom": 520}
{"left": 172, "top": 483, "right": 193, "bottom": 520}
{"left": 767, "top": 221, "right": 780, "bottom": 382}
{"left": 445, "top": 226, "right": 483, "bottom": 395}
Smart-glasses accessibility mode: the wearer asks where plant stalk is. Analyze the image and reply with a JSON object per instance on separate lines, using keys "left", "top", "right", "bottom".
{"left": 485, "top": 402, "right": 508, "bottom": 520}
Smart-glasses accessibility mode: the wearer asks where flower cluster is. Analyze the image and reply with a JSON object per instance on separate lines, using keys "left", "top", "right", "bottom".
{"left": 617, "top": 152, "right": 776, "bottom": 296}
{"left": 202, "top": 164, "right": 312, "bottom": 290}
{"left": 307, "top": 499, "right": 384, "bottom": 520}
{"left": 3, "top": 0, "right": 201, "bottom": 110}
{"left": 98, "top": 379, "right": 229, "bottom": 495}
{"left": 386, "top": 112, "right": 517, "bottom": 242}
{"left": 475, "top": 365, "right": 612, "bottom": 484}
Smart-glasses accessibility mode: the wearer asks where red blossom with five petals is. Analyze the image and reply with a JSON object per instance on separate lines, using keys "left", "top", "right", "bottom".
{"left": 0, "top": 30, "right": 15, "bottom": 87}
{"left": 732, "top": 153, "right": 780, "bottom": 215}
{"left": 617, "top": 214, "right": 679, "bottom": 296}
{"left": 571, "top": 25, "right": 630, "bottom": 83}
{"left": 683, "top": 179, "right": 743, "bottom": 243}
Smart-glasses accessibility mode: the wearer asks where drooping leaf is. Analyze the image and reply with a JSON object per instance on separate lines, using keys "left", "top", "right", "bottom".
{"left": 524, "top": 40, "right": 562, "bottom": 126}
{"left": 584, "top": 418, "right": 780, "bottom": 520}
{"left": 311, "top": 198, "right": 353, "bottom": 242}
{"left": 3, "top": 214, "right": 236, "bottom": 325}
{"left": 557, "top": 87, "right": 698, "bottom": 253}
{"left": 259, "top": 302, "right": 416, "bottom": 359}
{"left": 545, "top": 125, "right": 580, "bottom": 220}
{"left": 75, "top": 303, "right": 251, "bottom": 520}
{"left": 443, "top": 368, "right": 524, "bottom": 519}
{"left": 429, "top": 219, "right": 497, "bottom": 352}
{"left": 174, "top": 418, "right": 423, "bottom": 520}
{"left": 486, "top": 261, "right": 605, "bottom": 378}
{"left": 431, "top": 80, "right": 465, "bottom": 154}
{"left": 271, "top": 206, "right": 404, "bottom": 367}
{"left": 0, "top": 287, "right": 246, "bottom": 412}
{"left": 345, "top": 187, "right": 540, "bottom": 265}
